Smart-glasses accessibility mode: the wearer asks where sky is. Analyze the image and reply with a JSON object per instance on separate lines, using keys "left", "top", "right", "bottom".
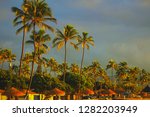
{"left": 0, "top": 0, "right": 150, "bottom": 71}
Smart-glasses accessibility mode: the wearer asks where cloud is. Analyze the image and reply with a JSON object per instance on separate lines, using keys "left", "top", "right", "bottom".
{"left": 139, "top": 0, "right": 150, "bottom": 6}
{"left": 107, "top": 38, "right": 150, "bottom": 71}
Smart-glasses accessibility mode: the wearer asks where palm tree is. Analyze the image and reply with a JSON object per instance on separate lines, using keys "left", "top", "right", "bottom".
{"left": 53, "top": 24, "right": 78, "bottom": 81}
{"left": 6, "top": 50, "right": 16, "bottom": 69}
{"left": 116, "top": 62, "right": 129, "bottom": 89}
{"left": 22, "top": 0, "right": 56, "bottom": 98}
{"left": 0, "top": 49, "right": 7, "bottom": 68}
{"left": 22, "top": 53, "right": 33, "bottom": 78}
{"left": 106, "top": 59, "right": 118, "bottom": 89}
{"left": 11, "top": 0, "right": 30, "bottom": 76}
{"left": 12, "top": 65, "right": 19, "bottom": 76}
{"left": 70, "top": 63, "right": 80, "bottom": 74}
{"left": 77, "top": 32, "right": 94, "bottom": 75}
{"left": 85, "top": 61, "right": 109, "bottom": 82}
{"left": 76, "top": 32, "right": 94, "bottom": 98}
{"left": 106, "top": 59, "right": 118, "bottom": 78}
{"left": 87, "top": 61, "right": 101, "bottom": 78}
{"left": 139, "top": 69, "right": 150, "bottom": 89}
{"left": 26, "top": 30, "right": 51, "bottom": 73}
{"left": 117, "top": 62, "right": 128, "bottom": 79}
{"left": 128, "top": 67, "right": 140, "bottom": 82}
{"left": 47, "top": 57, "right": 59, "bottom": 75}
{"left": 58, "top": 62, "right": 69, "bottom": 76}
{"left": 0, "top": 49, "right": 16, "bottom": 69}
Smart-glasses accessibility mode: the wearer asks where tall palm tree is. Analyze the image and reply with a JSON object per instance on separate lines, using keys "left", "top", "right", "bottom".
{"left": 76, "top": 32, "right": 94, "bottom": 96}
{"left": 77, "top": 32, "right": 94, "bottom": 75}
{"left": 53, "top": 24, "right": 78, "bottom": 82}
{"left": 22, "top": 0, "right": 56, "bottom": 98}
{"left": 11, "top": 0, "right": 30, "bottom": 76}
{"left": 26, "top": 30, "right": 51, "bottom": 73}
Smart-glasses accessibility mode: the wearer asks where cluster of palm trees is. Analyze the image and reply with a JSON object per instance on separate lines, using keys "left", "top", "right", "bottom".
{"left": 12, "top": 0, "right": 57, "bottom": 98}
{"left": 0, "top": 0, "right": 150, "bottom": 97}
{"left": 106, "top": 60, "right": 150, "bottom": 92}
{"left": 11, "top": 0, "right": 95, "bottom": 97}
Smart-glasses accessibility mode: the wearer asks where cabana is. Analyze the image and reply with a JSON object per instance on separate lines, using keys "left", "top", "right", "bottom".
{"left": 46, "top": 88, "right": 65, "bottom": 100}
{"left": 3, "top": 87, "right": 25, "bottom": 100}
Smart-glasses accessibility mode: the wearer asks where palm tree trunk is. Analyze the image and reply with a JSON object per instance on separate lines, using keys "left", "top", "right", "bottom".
{"left": 64, "top": 41, "right": 67, "bottom": 82}
{"left": 19, "top": 21, "right": 26, "bottom": 77}
{"left": 78, "top": 47, "right": 85, "bottom": 99}
{"left": 25, "top": 23, "right": 36, "bottom": 99}
{"left": 80, "top": 47, "right": 85, "bottom": 75}
{"left": 36, "top": 47, "right": 42, "bottom": 74}
{"left": 111, "top": 68, "right": 114, "bottom": 89}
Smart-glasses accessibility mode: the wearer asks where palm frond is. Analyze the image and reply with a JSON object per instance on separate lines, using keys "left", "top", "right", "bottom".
{"left": 56, "top": 29, "right": 65, "bottom": 39}
{"left": 70, "top": 42, "right": 79, "bottom": 50}
{"left": 76, "top": 42, "right": 82, "bottom": 46}
{"left": 40, "top": 22, "right": 55, "bottom": 32}
{"left": 57, "top": 41, "right": 65, "bottom": 50}
{"left": 52, "top": 40, "right": 63, "bottom": 48}
{"left": 69, "top": 35, "right": 78, "bottom": 40}
{"left": 27, "top": 22, "right": 33, "bottom": 32}
{"left": 85, "top": 44, "right": 90, "bottom": 50}
{"left": 42, "top": 34, "right": 51, "bottom": 41}
{"left": 11, "top": 7, "right": 24, "bottom": 15}
{"left": 26, "top": 40, "right": 34, "bottom": 45}
{"left": 42, "top": 44, "right": 49, "bottom": 49}
{"left": 53, "top": 37, "right": 63, "bottom": 44}
{"left": 44, "top": 17, "right": 57, "bottom": 24}
{"left": 13, "top": 15, "right": 22, "bottom": 23}
{"left": 13, "top": 20, "right": 24, "bottom": 26}
{"left": 16, "top": 23, "right": 28, "bottom": 35}
{"left": 87, "top": 40, "right": 94, "bottom": 46}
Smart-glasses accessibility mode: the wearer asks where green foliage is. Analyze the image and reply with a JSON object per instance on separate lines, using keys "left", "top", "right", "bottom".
{"left": 31, "top": 74, "right": 67, "bottom": 93}
{"left": 0, "top": 70, "right": 11, "bottom": 89}
{"left": 59, "top": 72, "right": 94, "bottom": 93}
{"left": 0, "top": 69, "right": 27, "bottom": 90}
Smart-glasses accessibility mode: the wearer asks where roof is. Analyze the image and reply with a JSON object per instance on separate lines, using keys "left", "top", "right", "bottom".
{"left": 108, "top": 89, "right": 116, "bottom": 95}
{"left": 0, "top": 89, "right": 5, "bottom": 94}
{"left": 4, "top": 87, "right": 25, "bottom": 97}
{"left": 48, "top": 88, "right": 65, "bottom": 96}
{"left": 83, "top": 89, "right": 94, "bottom": 95}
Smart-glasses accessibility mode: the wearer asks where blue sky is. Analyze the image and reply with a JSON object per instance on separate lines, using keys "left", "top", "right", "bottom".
{"left": 0, "top": 0, "right": 150, "bottom": 71}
